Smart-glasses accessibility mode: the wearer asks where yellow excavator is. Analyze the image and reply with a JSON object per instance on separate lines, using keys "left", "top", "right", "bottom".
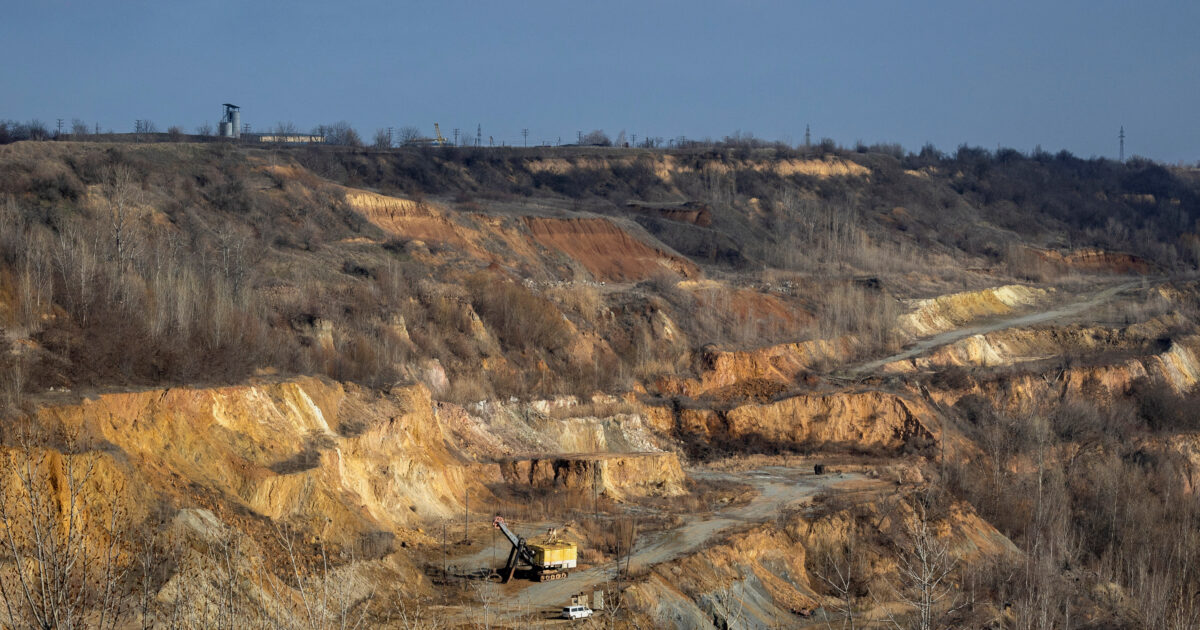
{"left": 492, "top": 515, "right": 577, "bottom": 583}
{"left": 433, "top": 123, "right": 448, "bottom": 147}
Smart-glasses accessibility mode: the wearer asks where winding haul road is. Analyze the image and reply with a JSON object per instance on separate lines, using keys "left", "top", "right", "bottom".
{"left": 451, "top": 467, "right": 866, "bottom": 621}
{"left": 848, "top": 278, "right": 1144, "bottom": 375}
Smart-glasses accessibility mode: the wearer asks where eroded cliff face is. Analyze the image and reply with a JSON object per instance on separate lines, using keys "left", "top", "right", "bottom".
{"left": 721, "top": 390, "right": 936, "bottom": 450}
{"left": 524, "top": 216, "right": 698, "bottom": 281}
{"left": 31, "top": 378, "right": 489, "bottom": 543}
{"left": 499, "top": 452, "right": 687, "bottom": 499}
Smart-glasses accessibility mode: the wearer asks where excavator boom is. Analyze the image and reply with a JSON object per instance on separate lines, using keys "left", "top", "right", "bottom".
{"left": 492, "top": 515, "right": 575, "bottom": 583}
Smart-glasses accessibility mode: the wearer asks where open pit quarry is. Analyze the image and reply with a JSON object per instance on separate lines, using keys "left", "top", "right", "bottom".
{"left": 0, "top": 140, "right": 1198, "bottom": 628}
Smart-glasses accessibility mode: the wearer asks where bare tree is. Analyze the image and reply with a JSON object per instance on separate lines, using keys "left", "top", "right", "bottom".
{"left": 469, "top": 581, "right": 499, "bottom": 630}
{"left": 711, "top": 576, "right": 748, "bottom": 630}
{"left": 0, "top": 431, "right": 128, "bottom": 630}
{"left": 580, "top": 130, "right": 611, "bottom": 146}
{"left": 274, "top": 121, "right": 300, "bottom": 135}
{"left": 816, "top": 532, "right": 860, "bottom": 630}
{"left": 52, "top": 224, "right": 100, "bottom": 326}
{"left": 881, "top": 507, "right": 961, "bottom": 630}
{"left": 389, "top": 596, "right": 446, "bottom": 630}
{"left": 313, "top": 122, "right": 362, "bottom": 147}
{"left": 1, "top": 351, "right": 31, "bottom": 412}
{"left": 70, "top": 119, "right": 90, "bottom": 137}
{"left": 274, "top": 524, "right": 373, "bottom": 630}
{"left": 373, "top": 129, "right": 392, "bottom": 150}
{"left": 397, "top": 126, "right": 422, "bottom": 146}
{"left": 102, "top": 164, "right": 146, "bottom": 267}
{"left": 196, "top": 122, "right": 214, "bottom": 137}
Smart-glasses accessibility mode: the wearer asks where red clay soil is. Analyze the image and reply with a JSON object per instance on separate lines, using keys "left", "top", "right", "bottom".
{"left": 524, "top": 217, "right": 699, "bottom": 282}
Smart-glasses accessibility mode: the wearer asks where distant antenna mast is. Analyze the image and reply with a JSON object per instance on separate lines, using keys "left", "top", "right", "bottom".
{"left": 804, "top": 124, "right": 811, "bottom": 147}
{"left": 476, "top": 124, "right": 481, "bottom": 147}
{"left": 1119, "top": 126, "right": 1125, "bottom": 162}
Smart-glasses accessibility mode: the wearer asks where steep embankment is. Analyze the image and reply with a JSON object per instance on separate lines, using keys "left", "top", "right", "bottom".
{"left": 524, "top": 216, "right": 698, "bottom": 281}
{"left": 499, "top": 452, "right": 687, "bottom": 500}
{"left": 33, "top": 378, "right": 488, "bottom": 542}
{"left": 661, "top": 389, "right": 938, "bottom": 454}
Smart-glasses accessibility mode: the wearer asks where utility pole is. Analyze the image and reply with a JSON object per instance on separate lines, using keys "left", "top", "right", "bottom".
{"left": 522, "top": 128, "right": 529, "bottom": 147}
{"left": 453, "top": 128, "right": 460, "bottom": 146}
{"left": 577, "top": 130, "right": 582, "bottom": 145}
{"left": 632, "top": 134, "right": 637, "bottom": 147}
{"left": 804, "top": 124, "right": 811, "bottom": 148}
{"left": 56, "top": 118, "right": 63, "bottom": 137}
{"left": 476, "top": 124, "right": 482, "bottom": 147}
{"left": 1119, "top": 126, "right": 1125, "bottom": 162}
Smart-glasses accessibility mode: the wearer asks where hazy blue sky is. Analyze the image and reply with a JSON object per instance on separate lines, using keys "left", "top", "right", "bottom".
{"left": 2, "top": 1, "right": 1197, "bottom": 161}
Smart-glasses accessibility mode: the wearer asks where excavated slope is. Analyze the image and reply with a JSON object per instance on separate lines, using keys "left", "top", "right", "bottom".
{"left": 498, "top": 452, "right": 687, "bottom": 499}
{"left": 898, "top": 285, "right": 1047, "bottom": 337}
{"left": 884, "top": 317, "right": 1179, "bottom": 372}
{"left": 343, "top": 189, "right": 474, "bottom": 249}
{"left": 659, "top": 337, "right": 856, "bottom": 399}
{"left": 524, "top": 216, "right": 698, "bottom": 281}
{"left": 33, "top": 378, "right": 490, "bottom": 543}
{"left": 1034, "top": 248, "right": 1154, "bottom": 274}
{"left": 672, "top": 390, "right": 937, "bottom": 451}
{"left": 930, "top": 336, "right": 1200, "bottom": 410}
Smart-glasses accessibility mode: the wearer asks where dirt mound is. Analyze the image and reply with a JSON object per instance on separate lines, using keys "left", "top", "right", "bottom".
{"left": 898, "top": 285, "right": 1047, "bottom": 337}
{"left": 499, "top": 452, "right": 686, "bottom": 499}
{"left": 524, "top": 216, "right": 698, "bottom": 281}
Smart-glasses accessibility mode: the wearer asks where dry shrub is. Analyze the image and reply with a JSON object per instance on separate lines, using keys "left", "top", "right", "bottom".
{"left": 466, "top": 273, "right": 571, "bottom": 352}
{"left": 545, "top": 283, "right": 604, "bottom": 321}
{"left": 816, "top": 282, "right": 900, "bottom": 350}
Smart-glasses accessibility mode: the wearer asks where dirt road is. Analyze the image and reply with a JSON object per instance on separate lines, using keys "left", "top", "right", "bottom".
{"left": 453, "top": 466, "right": 865, "bottom": 621}
{"left": 848, "top": 278, "right": 1145, "bottom": 375}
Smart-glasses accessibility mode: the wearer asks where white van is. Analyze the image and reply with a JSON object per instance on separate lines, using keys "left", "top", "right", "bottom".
{"left": 561, "top": 605, "right": 593, "bottom": 619}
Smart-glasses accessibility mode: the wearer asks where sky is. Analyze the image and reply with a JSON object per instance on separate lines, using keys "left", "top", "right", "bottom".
{"left": 2, "top": 1, "right": 1197, "bottom": 162}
